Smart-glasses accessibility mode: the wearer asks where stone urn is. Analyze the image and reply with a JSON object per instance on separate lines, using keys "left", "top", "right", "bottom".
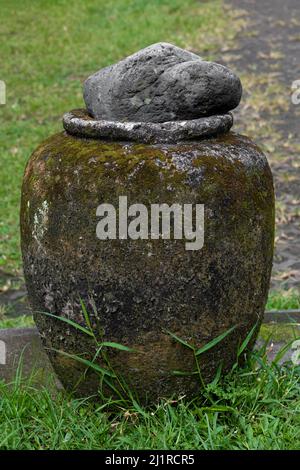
{"left": 20, "top": 43, "right": 274, "bottom": 403}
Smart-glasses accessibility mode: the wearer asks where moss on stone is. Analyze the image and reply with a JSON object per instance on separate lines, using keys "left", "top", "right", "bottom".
{"left": 259, "top": 323, "right": 300, "bottom": 342}
{"left": 20, "top": 130, "right": 275, "bottom": 403}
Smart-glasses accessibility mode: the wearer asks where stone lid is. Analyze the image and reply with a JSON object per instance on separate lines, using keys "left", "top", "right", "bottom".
{"left": 63, "top": 43, "right": 242, "bottom": 143}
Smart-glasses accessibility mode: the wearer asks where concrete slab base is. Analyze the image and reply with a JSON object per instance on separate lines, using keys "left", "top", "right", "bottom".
{"left": 0, "top": 327, "right": 63, "bottom": 390}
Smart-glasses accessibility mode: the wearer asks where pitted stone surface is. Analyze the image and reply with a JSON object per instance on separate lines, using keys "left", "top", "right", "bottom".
{"left": 83, "top": 42, "right": 242, "bottom": 123}
{"left": 21, "top": 132, "right": 274, "bottom": 403}
{"left": 63, "top": 108, "right": 233, "bottom": 144}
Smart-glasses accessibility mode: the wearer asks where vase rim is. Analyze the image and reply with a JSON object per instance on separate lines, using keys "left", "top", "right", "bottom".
{"left": 62, "top": 108, "right": 233, "bottom": 144}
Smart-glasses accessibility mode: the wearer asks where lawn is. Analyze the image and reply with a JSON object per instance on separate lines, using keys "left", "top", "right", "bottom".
{"left": 0, "top": 350, "right": 299, "bottom": 450}
{"left": 0, "top": 288, "right": 300, "bottom": 450}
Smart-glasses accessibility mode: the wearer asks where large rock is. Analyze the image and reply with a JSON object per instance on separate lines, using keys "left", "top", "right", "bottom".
{"left": 20, "top": 132, "right": 274, "bottom": 404}
{"left": 20, "top": 43, "right": 273, "bottom": 404}
{"left": 83, "top": 42, "right": 242, "bottom": 123}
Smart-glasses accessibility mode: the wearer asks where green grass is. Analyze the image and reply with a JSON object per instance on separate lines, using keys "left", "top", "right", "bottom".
{"left": 0, "top": 352, "right": 299, "bottom": 450}
{"left": 266, "top": 289, "right": 300, "bottom": 311}
{"left": 0, "top": 314, "right": 34, "bottom": 329}
{"left": 0, "top": 0, "right": 235, "bottom": 273}
{"left": 0, "top": 295, "right": 299, "bottom": 450}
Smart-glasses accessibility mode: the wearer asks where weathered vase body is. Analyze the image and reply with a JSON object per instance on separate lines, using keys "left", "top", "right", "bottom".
{"left": 20, "top": 130, "right": 274, "bottom": 403}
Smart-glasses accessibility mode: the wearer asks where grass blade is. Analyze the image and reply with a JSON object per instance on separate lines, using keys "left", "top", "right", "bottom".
{"left": 165, "top": 330, "right": 194, "bottom": 350}
{"left": 100, "top": 342, "right": 135, "bottom": 352}
{"left": 171, "top": 370, "right": 198, "bottom": 376}
{"left": 209, "top": 362, "right": 223, "bottom": 387}
{"left": 52, "top": 348, "right": 116, "bottom": 377}
{"left": 272, "top": 336, "right": 300, "bottom": 365}
{"left": 201, "top": 405, "right": 235, "bottom": 413}
{"left": 250, "top": 351, "right": 278, "bottom": 383}
{"left": 195, "top": 325, "right": 237, "bottom": 356}
{"left": 38, "top": 311, "right": 94, "bottom": 337}
{"left": 237, "top": 322, "right": 258, "bottom": 357}
{"left": 79, "top": 297, "right": 93, "bottom": 333}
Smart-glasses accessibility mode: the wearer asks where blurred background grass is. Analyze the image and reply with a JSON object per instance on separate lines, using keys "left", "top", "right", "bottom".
{"left": 0, "top": 0, "right": 233, "bottom": 273}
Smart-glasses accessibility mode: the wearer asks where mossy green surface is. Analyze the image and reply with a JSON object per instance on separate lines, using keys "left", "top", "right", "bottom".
{"left": 259, "top": 323, "right": 300, "bottom": 343}
{"left": 20, "top": 130, "right": 274, "bottom": 403}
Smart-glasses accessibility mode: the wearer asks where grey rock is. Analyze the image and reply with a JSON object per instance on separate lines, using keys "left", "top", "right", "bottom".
{"left": 83, "top": 42, "right": 242, "bottom": 123}
{"left": 21, "top": 132, "right": 274, "bottom": 404}
{"left": 63, "top": 108, "right": 233, "bottom": 144}
{"left": 0, "top": 327, "right": 62, "bottom": 390}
